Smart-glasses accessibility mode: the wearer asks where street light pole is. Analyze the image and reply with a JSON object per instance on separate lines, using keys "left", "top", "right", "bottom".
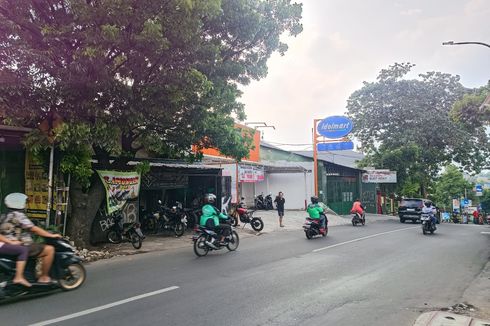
{"left": 442, "top": 41, "right": 490, "bottom": 49}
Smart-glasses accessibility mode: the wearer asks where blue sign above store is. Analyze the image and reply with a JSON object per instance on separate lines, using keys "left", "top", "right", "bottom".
{"left": 317, "top": 141, "right": 354, "bottom": 151}
{"left": 317, "top": 116, "right": 354, "bottom": 139}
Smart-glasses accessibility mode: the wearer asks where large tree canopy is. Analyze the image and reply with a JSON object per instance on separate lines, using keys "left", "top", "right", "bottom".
{"left": 347, "top": 63, "right": 489, "bottom": 197}
{"left": 431, "top": 165, "right": 473, "bottom": 209}
{"left": 0, "top": 0, "right": 302, "bottom": 245}
{"left": 0, "top": 0, "right": 302, "bottom": 173}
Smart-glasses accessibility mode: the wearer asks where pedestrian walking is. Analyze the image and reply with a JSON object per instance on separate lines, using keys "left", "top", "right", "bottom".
{"left": 274, "top": 192, "right": 285, "bottom": 227}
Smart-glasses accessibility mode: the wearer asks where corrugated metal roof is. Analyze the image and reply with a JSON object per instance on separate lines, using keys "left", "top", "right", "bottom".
{"left": 293, "top": 150, "right": 364, "bottom": 170}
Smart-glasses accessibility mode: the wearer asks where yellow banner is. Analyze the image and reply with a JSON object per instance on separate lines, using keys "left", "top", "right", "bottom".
{"left": 25, "top": 152, "right": 48, "bottom": 219}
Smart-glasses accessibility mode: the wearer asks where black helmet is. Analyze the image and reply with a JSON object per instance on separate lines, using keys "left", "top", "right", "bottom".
{"left": 311, "top": 196, "right": 319, "bottom": 204}
{"left": 204, "top": 193, "right": 216, "bottom": 204}
{"left": 424, "top": 201, "right": 432, "bottom": 207}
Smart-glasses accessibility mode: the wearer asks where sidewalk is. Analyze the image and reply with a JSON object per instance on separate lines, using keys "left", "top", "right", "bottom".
{"left": 413, "top": 259, "right": 490, "bottom": 325}
{"left": 78, "top": 211, "right": 398, "bottom": 262}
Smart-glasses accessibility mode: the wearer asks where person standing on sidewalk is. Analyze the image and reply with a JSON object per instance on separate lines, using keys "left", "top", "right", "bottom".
{"left": 274, "top": 192, "right": 285, "bottom": 227}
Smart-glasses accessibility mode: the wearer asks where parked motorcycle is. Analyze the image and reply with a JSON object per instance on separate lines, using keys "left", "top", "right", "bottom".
{"left": 192, "top": 221, "right": 239, "bottom": 257}
{"left": 351, "top": 213, "right": 366, "bottom": 226}
{"left": 264, "top": 194, "right": 274, "bottom": 210}
{"left": 254, "top": 194, "right": 266, "bottom": 210}
{"left": 232, "top": 201, "right": 264, "bottom": 232}
{"left": 107, "top": 211, "right": 144, "bottom": 249}
{"left": 421, "top": 213, "right": 436, "bottom": 235}
{"left": 254, "top": 194, "right": 274, "bottom": 210}
{"left": 183, "top": 208, "right": 201, "bottom": 230}
{"left": 150, "top": 200, "right": 188, "bottom": 237}
{"left": 0, "top": 237, "right": 86, "bottom": 302}
{"left": 303, "top": 217, "right": 328, "bottom": 239}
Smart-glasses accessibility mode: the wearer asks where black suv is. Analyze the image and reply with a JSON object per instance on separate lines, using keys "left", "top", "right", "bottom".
{"left": 398, "top": 198, "right": 424, "bottom": 223}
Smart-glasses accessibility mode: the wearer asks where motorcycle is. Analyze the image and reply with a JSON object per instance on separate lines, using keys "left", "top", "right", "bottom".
{"left": 264, "top": 194, "right": 274, "bottom": 210}
{"left": 351, "top": 212, "right": 366, "bottom": 226}
{"left": 152, "top": 200, "right": 187, "bottom": 237}
{"left": 421, "top": 213, "right": 436, "bottom": 235}
{"left": 107, "top": 211, "right": 144, "bottom": 249}
{"left": 0, "top": 237, "right": 86, "bottom": 302}
{"left": 232, "top": 201, "right": 264, "bottom": 232}
{"left": 192, "top": 220, "right": 239, "bottom": 257}
{"left": 303, "top": 217, "right": 328, "bottom": 239}
{"left": 183, "top": 208, "right": 201, "bottom": 230}
{"left": 254, "top": 194, "right": 266, "bottom": 210}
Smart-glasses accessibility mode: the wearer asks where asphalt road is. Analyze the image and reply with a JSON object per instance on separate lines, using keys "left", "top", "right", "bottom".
{"left": 1, "top": 220, "right": 489, "bottom": 326}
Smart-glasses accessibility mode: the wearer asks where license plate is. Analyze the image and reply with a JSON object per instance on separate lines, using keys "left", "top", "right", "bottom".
{"left": 407, "top": 208, "right": 415, "bottom": 212}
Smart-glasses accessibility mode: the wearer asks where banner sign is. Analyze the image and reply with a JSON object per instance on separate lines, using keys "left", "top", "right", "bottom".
{"left": 317, "top": 116, "right": 354, "bottom": 139}
{"left": 97, "top": 171, "right": 141, "bottom": 215}
{"left": 238, "top": 166, "right": 265, "bottom": 183}
{"left": 452, "top": 198, "right": 460, "bottom": 213}
{"left": 362, "top": 170, "right": 397, "bottom": 183}
{"left": 25, "top": 153, "right": 49, "bottom": 219}
{"left": 317, "top": 141, "right": 354, "bottom": 151}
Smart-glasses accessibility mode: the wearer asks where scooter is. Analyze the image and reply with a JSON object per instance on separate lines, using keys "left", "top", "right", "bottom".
{"left": 0, "top": 237, "right": 86, "bottom": 302}
{"left": 232, "top": 201, "right": 264, "bottom": 232}
{"left": 421, "top": 213, "right": 436, "bottom": 235}
{"left": 303, "top": 217, "right": 328, "bottom": 239}
{"left": 107, "top": 211, "right": 144, "bottom": 249}
{"left": 192, "top": 221, "right": 239, "bottom": 257}
{"left": 351, "top": 212, "right": 366, "bottom": 226}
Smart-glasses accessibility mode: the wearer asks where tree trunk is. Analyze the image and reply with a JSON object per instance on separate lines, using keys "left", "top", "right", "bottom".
{"left": 66, "top": 176, "right": 105, "bottom": 248}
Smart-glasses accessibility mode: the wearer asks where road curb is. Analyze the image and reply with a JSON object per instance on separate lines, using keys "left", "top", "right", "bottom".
{"left": 413, "top": 311, "right": 490, "bottom": 325}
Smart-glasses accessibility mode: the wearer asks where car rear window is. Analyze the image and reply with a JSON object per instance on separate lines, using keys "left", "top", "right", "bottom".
{"left": 400, "top": 200, "right": 423, "bottom": 208}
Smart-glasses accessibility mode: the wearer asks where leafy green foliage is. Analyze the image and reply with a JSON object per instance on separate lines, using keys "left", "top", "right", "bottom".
{"left": 0, "top": 0, "right": 303, "bottom": 186}
{"left": 431, "top": 165, "right": 473, "bottom": 208}
{"left": 347, "top": 63, "right": 490, "bottom": 196}
{"left": 451, "top": 82, "right": 490, "bottom": 128}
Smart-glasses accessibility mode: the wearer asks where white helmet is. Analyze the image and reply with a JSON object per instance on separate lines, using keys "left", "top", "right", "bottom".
{"left": 4, "top": 193, "right": 28, "bottom": 210}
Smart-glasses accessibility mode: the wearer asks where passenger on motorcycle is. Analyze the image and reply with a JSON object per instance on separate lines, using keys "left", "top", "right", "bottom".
{"left": 350, "top": 199, "right": 365, "bottom": 219}
{"left": 0, "top": 193, "right": 62, "bottom": 284}
{"left": 422, "top": 201, "right": 437, "bottom": 229}
{"left": 307, "top": 196, "right": 327, "bottom": 229}
{"left": 200, "top": 194, "right": 231, "bottom": 245}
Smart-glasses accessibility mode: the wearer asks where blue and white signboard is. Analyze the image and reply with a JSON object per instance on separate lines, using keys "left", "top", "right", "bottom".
{"left": 317, "top": 116, "right": 353, "bottom": 139}
{"left": 462, "top": 198, "right": 469, "bottom": 207}
{"left": 317, "top": 141, "right": 354, "bottom": 151}
{"left": 475, "top": 184, "right": 483, "bottom": 197}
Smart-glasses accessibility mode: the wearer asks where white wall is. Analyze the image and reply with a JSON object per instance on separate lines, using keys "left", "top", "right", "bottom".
{"left": 255, "top": 170, "right": 314, "bottom": 210}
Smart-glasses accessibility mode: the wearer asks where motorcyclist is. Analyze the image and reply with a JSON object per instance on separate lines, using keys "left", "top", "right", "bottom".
{"left": 0, "top": 193, "right": 62, "bottom": 284}
{"left": 306, "top": 196, "right": 327, "bottom": 230}
{"left": 422, "top": 200, "right": 437, "bottom": 229}
{"left": 200, "top": 194, "right": 231, "bottom": 246}
{"left": 350, "top": 199, "right": 365, "bottom": 221}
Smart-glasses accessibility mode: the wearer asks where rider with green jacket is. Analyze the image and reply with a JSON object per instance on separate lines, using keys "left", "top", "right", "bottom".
{"left": 307, "top": 196, "right": 327, "bottom": 230}
{"left": 200, "top": 194, "right": 231, "bottom": 245}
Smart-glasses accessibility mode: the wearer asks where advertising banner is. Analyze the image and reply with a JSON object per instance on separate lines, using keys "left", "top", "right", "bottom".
{"left": 97, "top": 171, "right": 141, "bottom": 215}
{"left": 239, "top": 166, "right": 255, "bottom": 183}
{"left": 25, "top": 153, "right": 49, "bottom": 219}
{"left": 362, "top": 170, "right": 397, "bottom": 183}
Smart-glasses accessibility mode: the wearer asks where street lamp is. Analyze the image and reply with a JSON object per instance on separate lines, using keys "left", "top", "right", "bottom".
{"left": 442, "top": 40, "right": 490, "bottom": 49}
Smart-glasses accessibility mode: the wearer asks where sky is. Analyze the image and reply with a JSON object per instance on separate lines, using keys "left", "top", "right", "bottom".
{"left": 239, "top": 0, "right": 490, "bottom": 150}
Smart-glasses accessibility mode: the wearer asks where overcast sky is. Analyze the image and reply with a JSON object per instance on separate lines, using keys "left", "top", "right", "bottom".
{"left": 239, "top": 0, "right": 490, "bottom": 150}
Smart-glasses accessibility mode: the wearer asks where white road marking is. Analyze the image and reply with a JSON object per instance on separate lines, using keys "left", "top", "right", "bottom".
{"left": 29, "top": 286, "right": 180, "bottom": 326}
{"left": 312, "top": 226, "right": 418, "bottom": 253}
{"left": 481, "top": 231, "right": 490, "bottom": 234}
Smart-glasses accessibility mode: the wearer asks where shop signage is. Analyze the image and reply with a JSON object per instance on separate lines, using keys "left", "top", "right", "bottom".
{"left": 239, "top": 166, "right": 264, "bottom": 183}
{"left": 317, "top": 116, "right": 353, "bottom": 139}
{"left": 239, "top": 167, "right": 255, "bottom": 183}
{"left": 317, "top": 141, "right": 354, "bottom": 151}
{"left": 25, "top": 152, "right": 49, "bottom": 219}
{"left": 362, "top": 170, "right": 397, "bottom": 183}
{"left": 97, "top": 171, "right": 141, "bottom": 215}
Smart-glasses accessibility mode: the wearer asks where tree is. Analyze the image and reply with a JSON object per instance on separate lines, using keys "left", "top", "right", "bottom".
{"left": 0, "top": 0, "right": 303, "bottom": 246}
{"left": 451, "top": 82, "right": 490, "bottom": 128}
{"left": 347, "top": 63, "right": 489, "bottom": 197}
{"left": 431, "top": 165, "right": 473, "bottom": 209}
